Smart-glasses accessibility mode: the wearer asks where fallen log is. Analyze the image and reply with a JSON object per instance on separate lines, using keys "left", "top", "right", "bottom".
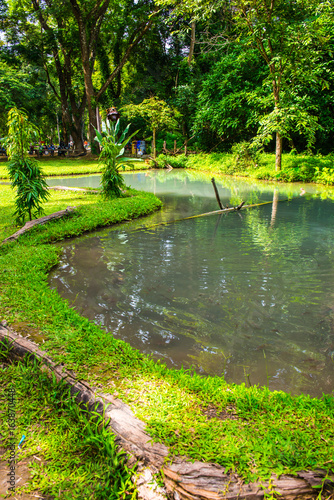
{"left": 0, "top": 323, "right": 333, "bottom": 500}
{"left": 1, "top": 206, "right": 76, "bottom": 245}
{"left": 49, "top": 186, "right": 100, "bottom": 194}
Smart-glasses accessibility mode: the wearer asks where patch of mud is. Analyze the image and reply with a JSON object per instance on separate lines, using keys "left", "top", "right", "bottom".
{"left": 0, "top": 449, "right": 53, "bottom": 499}
{"left": 200, "top": 403, "right": 238, "bottom": 421}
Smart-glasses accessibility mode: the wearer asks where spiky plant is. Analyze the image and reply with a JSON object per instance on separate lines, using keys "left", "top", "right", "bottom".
{"left": 94, "top": 119, "right": 138, "bottom": 199}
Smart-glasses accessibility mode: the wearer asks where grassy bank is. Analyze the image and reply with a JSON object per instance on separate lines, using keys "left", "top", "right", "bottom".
{"left": 0, "top": 157, "right": 149, "bottom": 180}
{"left": 0, "top": 357, "right": 136, "bottom": 499}
{"left": 2, "top": 153, "right": 333, "bottom": 185}
{"left": 0, "top": 181, "right": 333, "bottom": 494}
{"left": 153, "top": 152, "right": 334, "bottom": 185}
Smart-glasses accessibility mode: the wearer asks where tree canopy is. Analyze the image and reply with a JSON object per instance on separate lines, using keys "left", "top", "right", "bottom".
{"left": 1, "top": 0, "right": 333, "bottom": 158}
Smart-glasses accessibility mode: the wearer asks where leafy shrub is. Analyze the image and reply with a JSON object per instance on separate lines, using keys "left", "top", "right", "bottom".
{"left": 167, "top": 154, "right": 188, "bottom": 169}
{"left": 150, "top": 154, "right": 168, "bottom": 168}
{"left": 314, "top": 166, "right": 334, "bottom": 185}
{"left": 186, "top": 152, "right": 236, "bottom": 174}
{"left": 6, "top": 107, "right": 50, "bottom": 224}
{"left": 150, "top": 154, "right": 188, "bottom": 169}
{"left": 231, "top": 141, "right": 260, "bottom": 171}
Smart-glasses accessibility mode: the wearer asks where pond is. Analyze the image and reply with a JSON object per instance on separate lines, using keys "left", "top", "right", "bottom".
{"left": 48, "top": 171, "right": 334, "bottom": 397}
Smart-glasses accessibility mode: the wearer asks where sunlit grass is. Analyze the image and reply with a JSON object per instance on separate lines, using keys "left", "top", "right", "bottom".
{"left": 0, "top": 157, "right": 149, "bottom": 179}
{"left": 0, "top": 358, "right": 136, "bottom": 499}
{"left": 0, "top": 175, "right": 333, "bottom": 487}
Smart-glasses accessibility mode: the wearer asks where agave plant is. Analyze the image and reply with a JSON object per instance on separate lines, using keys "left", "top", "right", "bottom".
{"left": 94, "top": 119, "right": 138, "bottom": 199}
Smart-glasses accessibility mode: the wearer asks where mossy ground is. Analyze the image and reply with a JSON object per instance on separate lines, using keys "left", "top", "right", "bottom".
{"left": 0, "top": 164, "right": 333, "bottom": 496}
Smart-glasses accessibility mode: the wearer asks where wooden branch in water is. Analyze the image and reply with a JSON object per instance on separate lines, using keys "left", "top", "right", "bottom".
{"left": 0, "top": 323, "right": 333, "bottom": 500}
{"left": 183, "top": 199, "right": 287, "bottom": 221}
{"left": 1, "top": 206, "right": 76, "bottom": 245}
{"left": 211, "top": 177, "right": 224, "bottom": 210}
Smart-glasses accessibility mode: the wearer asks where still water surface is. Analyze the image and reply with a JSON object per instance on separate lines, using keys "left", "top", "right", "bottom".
{"left": 48, "top": 171, "right": 334, "bottom": 397}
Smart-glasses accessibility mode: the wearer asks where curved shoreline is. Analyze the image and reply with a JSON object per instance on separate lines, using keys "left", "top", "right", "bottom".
{"left": 1, "top": 324, "right": 332, "bottom": 500}
{"left": 0, "top": 184, "right": 333, "bottom": 498}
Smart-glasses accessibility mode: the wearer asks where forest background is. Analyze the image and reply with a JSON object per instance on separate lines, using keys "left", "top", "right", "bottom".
{"left": 0, "top": 0, "right": 334, "bottom": 168}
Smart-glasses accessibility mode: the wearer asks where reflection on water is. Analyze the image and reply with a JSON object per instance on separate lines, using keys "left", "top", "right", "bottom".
{"left": 48, "top": 171, "right": 334, "bottom": 397}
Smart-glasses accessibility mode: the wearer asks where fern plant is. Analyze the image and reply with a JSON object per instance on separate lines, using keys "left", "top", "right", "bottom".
{"left": 6, "top": 107, "right": 49, "bottom": 224}
{"left": 94, "top": 119, "right": 138, "bottom": 199}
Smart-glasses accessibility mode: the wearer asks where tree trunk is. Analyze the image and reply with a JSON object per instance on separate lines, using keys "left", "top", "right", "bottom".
{"left": 71, "top": 130, "right": 85, "bottom": 152}
{"left": 270, "top": 189, "right": 279, "bottom": 227}
{"left": 275, "top": 130, "right": 282, "bottom": 171}
{"left": 87, "top": 96, "right": 98, "bottom": 154}
{"left": 61, "top": 107, "right": 68, "bottom": 142}
{"left": 56, "top": 114, "right": 60, "bottom": 143}
{"left": 188, "top": 22, "right": 196, "bottom": 65}
{"left": 153, "top": 127, "right": 156, "bottom": 159}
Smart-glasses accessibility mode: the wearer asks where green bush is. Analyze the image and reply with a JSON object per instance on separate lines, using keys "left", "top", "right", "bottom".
{"left": 314, "top": 166, "right": 334, "bottom": 185}
{"left": 6, "top": 107, "right": 50, "bottom": 224}
{"left": 231, "top": 141, "right": 260, "bottom": 171}
{"left": 186, "top": 152, "right": 237, "bottom": 174}
{"left": 150, "top": 154, "right": 188, "bottom": 169}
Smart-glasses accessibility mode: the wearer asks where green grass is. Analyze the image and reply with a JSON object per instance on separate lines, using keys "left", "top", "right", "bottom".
{"left": 2, "top": 152, "right": 333, "bottom": 185}
{"left": 0, "top": 157, "right": 150, "bottom": 179}
{"left": 0, "top": 178, "right": 333, "bottom": 492}
{"left": 0, "top": 357, "right": 136, "bottom": 499}
{"left": 152, "top": 152, "right": 334, "bottom": 185}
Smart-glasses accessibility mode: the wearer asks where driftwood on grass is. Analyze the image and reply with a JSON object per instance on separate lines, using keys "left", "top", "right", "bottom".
{"left": 49, "top": 186, "right": 100, "bottom": 194}
{"left": 0, "top": 323, "right": 333, "bottom": 500}
{"left": 1, "top": 206, "right": 76, "bottom": 245}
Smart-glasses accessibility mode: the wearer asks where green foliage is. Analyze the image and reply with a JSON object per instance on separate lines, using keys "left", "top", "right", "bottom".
{"left": 94, "top": 119, "right": 138, "bottom": 199}
{"left": 231, "top": 141, "right": 260, "bottom": 170}
{"left": 254, "top": 102, "right": 320, "bottom": 152}
{"left": 5, "top": 107, "right": 49, "bottom": 223}
{"left": 0, "top": 56, "right": 54, "bottom": 139}
{"left": 314, "top": 166, "right": 334, "bottom": 185}
{"left": 192, "top": 46, "right": 266, "bottom": 148}
{"left": 122, "top": 96, "right": 180, "bottom": 131}
{"left": 122, "top": 97, "right": 181, "bottom": 157}
{"left": 151, "top": 153, "right": 188, "bottom": 168}
{"left": 156, "top": 131, "right": 185, "bottom": 152}
{"left": 0, "top": 359, "right": 136, "bottom": 499}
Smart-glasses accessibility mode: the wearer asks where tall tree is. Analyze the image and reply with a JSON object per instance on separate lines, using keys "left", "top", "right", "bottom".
{"left": 67, "top": 0, "right": 160, "bottom": 148}
{"left": 156, "top": 0, "right": 328, "bottom": 164}
{"left": 231, "top": 0, "right": 322, "bottom": 170}
{"left": 122, "top": 96, "right": 180, "bottom": 157}
{"left": 4, "top": 0, "right": 160, "bottom": 151}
